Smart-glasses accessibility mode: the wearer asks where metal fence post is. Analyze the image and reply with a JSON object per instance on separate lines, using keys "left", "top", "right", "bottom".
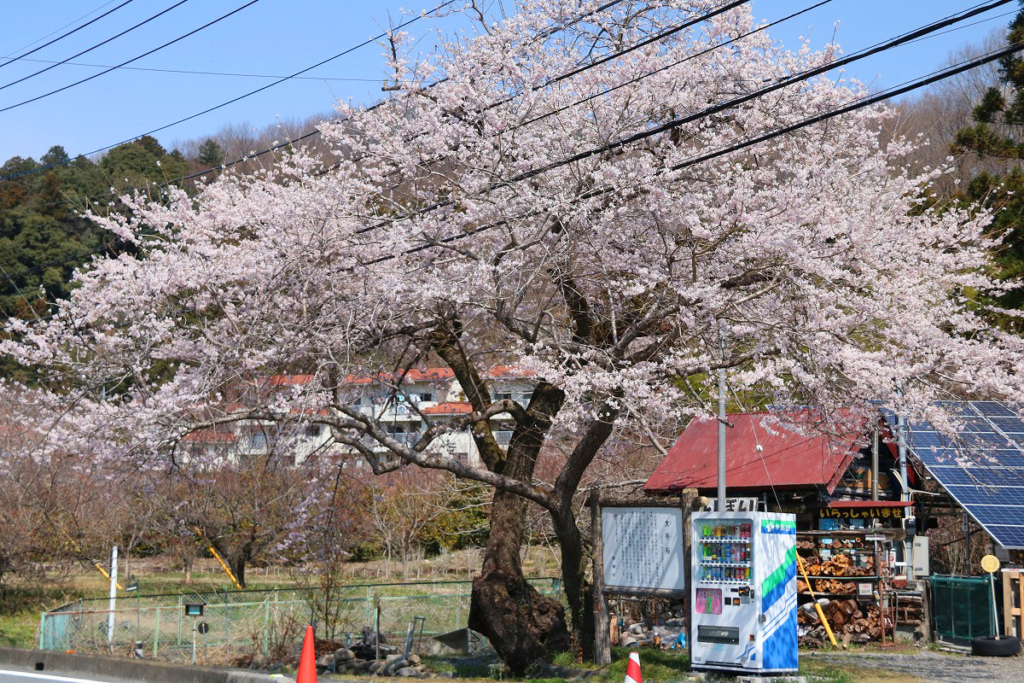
{"left": 38, "top": 613, "right": 46, "bottom": 650}
{"left": 177, "top": 598, "right": 183, "bottom": 648}
{"left": 263, "top": 600, "right": 270, "bottom": 656}
{"left": 224, "top": 587, "right": 230, "bottom": 650}
{"left": 365, "top": 586, "right": 372, "bottom": 626}
{"left": 154, "top": 607, "right": 160, "bottom": 660}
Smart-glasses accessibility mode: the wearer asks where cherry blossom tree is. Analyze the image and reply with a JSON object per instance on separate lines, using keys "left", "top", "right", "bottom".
{"left": 5, "top": 0, "right": 1024, "bottom": 671}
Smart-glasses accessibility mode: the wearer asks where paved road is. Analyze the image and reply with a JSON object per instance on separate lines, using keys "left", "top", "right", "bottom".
{"left": 812, "top": 651, "right": 1024, "bottom": 683}
{"left": 0, "top": 669, "right": 131, "bottom": 683}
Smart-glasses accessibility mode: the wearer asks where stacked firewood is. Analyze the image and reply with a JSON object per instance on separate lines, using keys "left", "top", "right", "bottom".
{"left": 797, "top": 537, "right": 865, "bottom": 550}
{"left": 894, "top": 593, "right": 924, "bottom": 626}
{"left": 800, "top": 553, "right": 874, "bottom": 579}
{"left": 798, "top": 599, "right": 889, "bottom": 646}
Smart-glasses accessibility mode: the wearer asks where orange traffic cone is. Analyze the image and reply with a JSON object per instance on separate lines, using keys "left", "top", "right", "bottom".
{"left": 624, "top": 651, "right": 642, "bottom": 683}
{"left": 296, "top": 625, "right": 317, "bottom": 683}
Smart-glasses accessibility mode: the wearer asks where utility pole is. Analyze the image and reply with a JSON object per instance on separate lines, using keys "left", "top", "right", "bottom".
{"left": 896, "top": 385, "right": 910, "bottom": 571}
{"left": 717, "top": 332, "right": 727, "bottom": 511}
{"left": 107, "top": 546, "right": 118, "bottom": 643}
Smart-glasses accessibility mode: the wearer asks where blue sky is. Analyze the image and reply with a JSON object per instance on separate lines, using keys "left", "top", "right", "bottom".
{"left": 0, "top": 0, "right": 1014, "bottom": 164}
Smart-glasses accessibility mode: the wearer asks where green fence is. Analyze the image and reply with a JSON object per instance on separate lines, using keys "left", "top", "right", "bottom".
{"left": 39, "top": 578, "right": 560, "bottom": 662}
{"left": 931, "top": 575, "right": 995, "bottom": 641}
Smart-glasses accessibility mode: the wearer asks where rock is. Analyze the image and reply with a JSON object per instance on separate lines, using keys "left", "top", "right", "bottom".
{"left": 385, "top": 659, "right": 410, "bottom": 675}
{"left": 438, "top": 672, "right": 455, "bottom": 679}
{"left": 621, "top": 636, "right": 638, "bottom": 647}
{"left": 369, "top": 660, "right": 387, "bottom": 675}
{"left": 397, "top": 667, "right": 419, "bottom": 677}
{"left": 318, "top": 654, "right": 335, "bottom": 669}
{"left": 407, "top": 653, "right": 421, "bottom": 666}
{"left": 335, "top": 647, "right": 355, "bottom": 662}
{"left": 629, "top": 623, "right": 644, "bottom": 636}
{"left": 386, "top": 653, "right": 405, "bottom": 663}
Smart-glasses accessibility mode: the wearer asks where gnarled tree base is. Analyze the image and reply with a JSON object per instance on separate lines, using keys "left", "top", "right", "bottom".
{"left": 469, "top": 566, "right": 570, "bottom": 676}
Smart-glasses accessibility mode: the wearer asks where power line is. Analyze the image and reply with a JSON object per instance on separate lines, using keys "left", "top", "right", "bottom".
{"left": 353, "top": 0, "right": 831, "bottom": 212}
{"left": 0, "top": 0, "right": 462, "bottom": 183}
{"left": 0, "top": 0, "right": 137, "bottom": 70}
{"left": 0, "top": 0, "right": 258, "bottom": 114}
{"left": 0, "top": 0, "right": 992, "bottom": 276}
{"left": 0, "top": 1, "right": 1008, "bottom": 274}
{"left": 481, "top": 0, "right": 751, "bottom": 114}
{"left": 519, "top": 0, "right": 835, "bottom": 130}
{"left": 0, "top": 0, "right": 191, "bottom": 94}
{"left": 362, "top": 34, "right": 1024, "bottom": 267}
{"left": 0, "top": 2, "right": 646, "bottom": 283}
{"left": 358, "top": 0, "right": 1015, "bottom": 234}
{"left": 0, "top": 0, "right": 622, "bottom": 189}
{"left": 0, "top": 56, "right": 390, "bottom": 82}
{"left": 9, "top": 9, "right": 1024, "bottom": 324}
{"left": 0, "top": 0, "right": 641, "bottom": 277}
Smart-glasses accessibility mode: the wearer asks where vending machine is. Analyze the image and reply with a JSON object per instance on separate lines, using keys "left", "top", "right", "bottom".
{"left": 690, "top": 511, "right": 798, "bottom": 674}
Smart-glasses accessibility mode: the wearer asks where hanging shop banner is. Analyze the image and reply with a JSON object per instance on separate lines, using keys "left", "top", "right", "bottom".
{"left": 818, "top": 506, "right": 905, "bottom": 520}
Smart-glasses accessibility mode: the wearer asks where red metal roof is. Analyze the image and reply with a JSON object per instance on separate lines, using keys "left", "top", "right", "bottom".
{"left": 267, "top": 367, "right": 533, "bottom": 387}
{"left": 421, "top": 402, "right": 473, "bottom": 415}
{"left": 644, "top": 412, "right": 862, "bottom": 494}
{"left": 182, "top": 429, "right": 237, "bottom": 444}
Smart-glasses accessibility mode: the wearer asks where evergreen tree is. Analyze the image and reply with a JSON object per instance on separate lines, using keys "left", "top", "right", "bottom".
{"left": 953, "top": 1, "right": 1024, "bottom": 326}
{"left": 196, "top": 139, "right": 224, "bottom": 168}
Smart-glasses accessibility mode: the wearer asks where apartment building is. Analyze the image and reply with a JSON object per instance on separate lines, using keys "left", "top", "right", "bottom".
{"left": 181, "top": 367, "right": 536, "bottom": 469}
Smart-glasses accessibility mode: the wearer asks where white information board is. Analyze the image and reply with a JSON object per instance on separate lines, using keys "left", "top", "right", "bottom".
{"left": 602, "top": 506, "right": 686, "bottom": 592}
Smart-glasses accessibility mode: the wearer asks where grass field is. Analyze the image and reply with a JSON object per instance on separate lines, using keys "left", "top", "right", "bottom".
{"left": 0, "top": 547, "right": 561, "bottom": 649}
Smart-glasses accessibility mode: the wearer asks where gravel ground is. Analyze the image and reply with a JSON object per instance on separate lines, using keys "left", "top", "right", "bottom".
{"left": 810, "top": 650, "right": 1024, "bottom": 683}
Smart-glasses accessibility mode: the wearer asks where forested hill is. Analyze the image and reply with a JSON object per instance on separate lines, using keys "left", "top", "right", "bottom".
{"left": 0, "top": 136, "right": 227, "bottom": 380}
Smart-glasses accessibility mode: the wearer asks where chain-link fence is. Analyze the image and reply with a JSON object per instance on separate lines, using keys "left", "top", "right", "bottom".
{"left": 39, "top": 578, "right": 560, "bottom": 662}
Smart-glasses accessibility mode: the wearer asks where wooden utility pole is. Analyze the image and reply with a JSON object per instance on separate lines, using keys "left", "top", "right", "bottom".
{"left": 591, "top": 495, "right": 611, "bottom": 664}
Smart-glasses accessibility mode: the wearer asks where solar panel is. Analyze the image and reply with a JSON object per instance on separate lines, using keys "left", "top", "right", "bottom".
{"left": 972, "top": 452, "right": 1024, "bottom": 468}
{"left": 935, "top": 401, "right": 977, "bottom": 416}
{"left": 928, "top": 466, "right": 1024, "bottom": 485}
{"left": 984, "top": 526, "right": 1024, "bottom": 548}
{"left": 881, "top": 400, "right": 1024, "bottom": 548}
{"left": 945, "top": 485, "right": 1024, "bottom": 506}
{"left": 973, "top": 402, "right": 1016, "bottom": 418}
{"left": 965, "top": 505, "right": 1023, "bottom": 527}
{"left": 958, "top": 433, "right": 1013, "bottom": 450}
{"left": 989, "top": 417, "right": 1024, "bottom": 433}
{"left": 905, "top": 432, "right": 952, "bottom": 450}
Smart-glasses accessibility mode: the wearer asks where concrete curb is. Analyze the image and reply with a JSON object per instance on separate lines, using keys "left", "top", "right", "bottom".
{"left": 0, "top": 647, "right": 277, "bottom": 683}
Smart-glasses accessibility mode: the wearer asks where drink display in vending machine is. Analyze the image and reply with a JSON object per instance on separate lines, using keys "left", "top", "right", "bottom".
{"left": 690, "top": 511, "right": 797, "bottom": 675}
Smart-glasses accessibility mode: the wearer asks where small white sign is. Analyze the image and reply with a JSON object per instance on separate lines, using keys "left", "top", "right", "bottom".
{"left": 602, "top": 507, "right": 686, "bottom": 592}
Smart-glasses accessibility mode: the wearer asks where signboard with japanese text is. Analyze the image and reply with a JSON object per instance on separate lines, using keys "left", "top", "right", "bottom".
{"left": 602, "top": 506, "right": 686, "bottom": 593}
{"left": 818, "top": 506, "right": 905, "bottom": 521}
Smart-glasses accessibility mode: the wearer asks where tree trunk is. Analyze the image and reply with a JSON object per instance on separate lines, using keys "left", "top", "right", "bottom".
{"left": 230, "top": 554, "right": 248, "bottom": 588}
{"left": 552, "top": 510, "right": 594, "bottom": 660}
{"left": 469, "top": 487, "right": 569, "bottom": 675}
{"left": 468, "top": 383, "right": 570, "bottom": 676}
